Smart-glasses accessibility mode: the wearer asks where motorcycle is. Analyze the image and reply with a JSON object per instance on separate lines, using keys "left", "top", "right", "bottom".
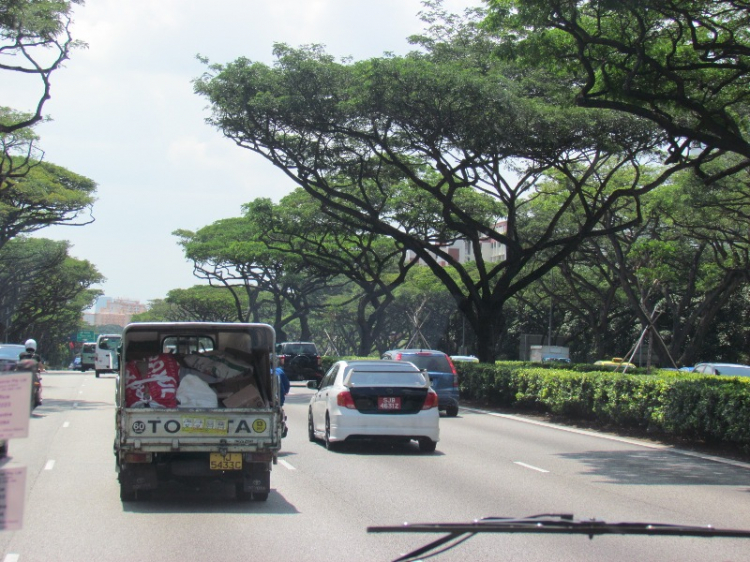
{"left": 17, "top": 358, "right": 43, "bottom": 411}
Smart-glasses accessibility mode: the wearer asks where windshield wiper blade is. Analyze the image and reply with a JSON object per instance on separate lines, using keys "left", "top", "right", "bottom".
{"left": 368, "top": 514, "right": 750, "bottom": 562}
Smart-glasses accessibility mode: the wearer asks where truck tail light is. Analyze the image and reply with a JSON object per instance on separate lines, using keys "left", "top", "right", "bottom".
{"left": 124, "top": 452, "right": 152, "bottom": 463}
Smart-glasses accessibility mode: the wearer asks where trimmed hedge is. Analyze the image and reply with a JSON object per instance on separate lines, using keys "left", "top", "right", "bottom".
{"left": 456, "top": 363, "right": 750, "bottom": 452}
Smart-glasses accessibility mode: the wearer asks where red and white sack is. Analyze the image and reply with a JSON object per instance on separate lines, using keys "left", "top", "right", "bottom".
{"left": 125, "top": 361, "right": 149, "bottom": 407}
{"left": 143, "top": 354, "right": 180, "bottom": 408}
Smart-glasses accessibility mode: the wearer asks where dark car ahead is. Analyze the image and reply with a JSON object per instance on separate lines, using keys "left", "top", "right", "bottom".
{"left": 276, "top": 341, "right": 323, "bottom": 381}
{"left": 381, "top": 349, "right": 459, "bottom": 417}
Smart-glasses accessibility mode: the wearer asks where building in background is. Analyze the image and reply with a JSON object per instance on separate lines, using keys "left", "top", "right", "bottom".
{"left": 407, "top": 220, "right": 508, "bottom": 266}
{"left": 83, "top": 297, "right": 147, "bottom": 328}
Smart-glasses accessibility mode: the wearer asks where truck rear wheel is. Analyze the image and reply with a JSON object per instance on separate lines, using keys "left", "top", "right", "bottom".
{"left": 120, "top": 484, "right": 152, "bottom": 502}
{"left": 236, "top": 483, "right": 252, "bottom": 501}
{"left": 236, "top": 486, "right": 269, "bottom": 502}
{"left": 120, "top": 484, "right": 136, "bottom": 502}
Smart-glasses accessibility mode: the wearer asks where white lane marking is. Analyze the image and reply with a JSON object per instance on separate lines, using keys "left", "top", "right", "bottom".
{"left": 514, "top": 461, "right": 549, "bottom": 473}
{"left": 63, "top": 421, "right": 70, "bottom": 428}
{"left": 279, "top": 459, "right": 296, "bottom": 470}
{"left": 4, "top": 554, "right": 20, "bottom": 562}
{"left": 44, "top": 460, "right": 55, "bottom": 471}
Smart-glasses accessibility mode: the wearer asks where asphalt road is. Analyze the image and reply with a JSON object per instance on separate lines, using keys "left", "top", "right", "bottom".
{"left": 1, "top": 371, "right": 749, "bottom": 561}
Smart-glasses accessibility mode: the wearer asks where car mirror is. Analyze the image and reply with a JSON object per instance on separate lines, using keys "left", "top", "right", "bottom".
{"left": 307, "top": 380, "right": 320, "bottom": 390}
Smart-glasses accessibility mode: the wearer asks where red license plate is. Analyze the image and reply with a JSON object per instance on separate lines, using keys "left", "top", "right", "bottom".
{"left": 378, "top": 396, "right": 401, "bottom": 410}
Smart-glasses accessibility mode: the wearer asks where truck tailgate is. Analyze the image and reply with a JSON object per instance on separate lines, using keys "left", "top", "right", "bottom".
{"left": 120, "top": 408, "right": 280, "bottom": 451}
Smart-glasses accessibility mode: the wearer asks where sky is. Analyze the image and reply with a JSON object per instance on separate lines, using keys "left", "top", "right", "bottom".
{"left": 6, "top": 0, "right": 478, "bottom": 306}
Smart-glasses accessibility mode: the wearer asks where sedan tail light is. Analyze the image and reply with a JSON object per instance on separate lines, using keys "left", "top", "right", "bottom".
{"left": 337, "top": 390, "right": 357, "bottom": 409}
{"left": 422, "top": 390, "right": 439, "bottom": 410}
{"left": 447, "top": 356, "right": 459, "bottom": 388}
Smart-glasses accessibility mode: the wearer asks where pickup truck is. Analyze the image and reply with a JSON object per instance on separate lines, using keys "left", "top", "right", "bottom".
{"left": 114, "top": 322, "right": 282, "bottom": 502}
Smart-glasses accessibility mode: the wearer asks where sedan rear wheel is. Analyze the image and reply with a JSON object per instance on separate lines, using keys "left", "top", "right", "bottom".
{"left": 324, "top": 414, "right": 337, "bottom": 451}
{"left": 308, "top": 409, "right": 316, "bottom": 442}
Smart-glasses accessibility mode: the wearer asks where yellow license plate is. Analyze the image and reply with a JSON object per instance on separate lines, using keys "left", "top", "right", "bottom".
{"left": 209, "top": 453, "right": 242, "bottom": 470}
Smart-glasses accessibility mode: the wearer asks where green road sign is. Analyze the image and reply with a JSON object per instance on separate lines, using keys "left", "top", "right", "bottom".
{"left": 77, "top": 331, "right": 95, "bottom": 342}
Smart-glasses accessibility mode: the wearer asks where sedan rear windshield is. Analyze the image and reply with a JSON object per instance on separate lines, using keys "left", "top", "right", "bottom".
{"left": 400, "top": 354, "right": 451, "bottom": 372}
{"left": 347, "top": 370, "right": 427, "bottom": 387}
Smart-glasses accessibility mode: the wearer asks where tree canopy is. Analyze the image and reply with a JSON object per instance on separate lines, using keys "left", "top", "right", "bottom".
{"left": 194, "top": 3, "right": 685, "bottom": 361}
{"left": 486, "top": 0, "right": 750, "bottom": 173}
{"left": 0, "top": 156, "right": 96, "bottom": 248}
{"left": 0, "top": 0, "right": 84, "bottom": 133}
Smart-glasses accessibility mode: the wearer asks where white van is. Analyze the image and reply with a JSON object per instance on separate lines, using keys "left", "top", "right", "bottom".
{"left": 95, "top": 333, "right": 122, "bottom": 377}
{"left": 81, "top": 342, "right": 96, "bottom": 372}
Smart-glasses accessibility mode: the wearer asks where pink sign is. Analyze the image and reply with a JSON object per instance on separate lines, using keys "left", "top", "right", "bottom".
{"left": 0, "top": 372, "right": 31, "bottom": 440}
{"left": 0, "top": 465, "right": 27, "bottom": 530}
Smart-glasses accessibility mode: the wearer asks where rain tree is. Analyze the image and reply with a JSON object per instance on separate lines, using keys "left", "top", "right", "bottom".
{"left": 195, "top": 5, "right": 684, "bottom": 361}
{"left": 486, "top": 0, "right": 750, "bottom": 173}
{"left": 0, "top": 236, "right": 102, "bottom": 358}
{"left": 0, "top": 153, "right": 96, "bottom": 249}
{"left": 251, "top": 188, "right": 455, "bottom": 356}
{"left": 0, "top": 0, "right": 84, "bottom": 133}
{"left": 164, "top": 286, "right": 243, "bottom": 323}
{"left": 520, "top": 159, "right": 750, "bottom": 366}
{"left": 174, "top": 215, "right": 337, "bottom": 340}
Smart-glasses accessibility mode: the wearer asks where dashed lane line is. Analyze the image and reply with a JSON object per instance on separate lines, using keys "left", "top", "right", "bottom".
{"left": 514, "top": 461, "right": 549, "bottom": 473}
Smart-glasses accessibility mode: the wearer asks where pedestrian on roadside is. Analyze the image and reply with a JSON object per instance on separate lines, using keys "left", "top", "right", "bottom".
{"left": 275, "top": 366, "right": 290, "bottom": 437}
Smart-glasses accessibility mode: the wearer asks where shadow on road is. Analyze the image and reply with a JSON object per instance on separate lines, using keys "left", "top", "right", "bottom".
{"left": 559, "top": 449, "right": 750, "bottom": 486}
{"left": 33, "top": 397, "right": 114, "bottom": 413}
{"left": 120, "top": 480, "right": 300, "bottom": 515}
{"left": 311, "top": 439, "right": 445, "bottom": 457}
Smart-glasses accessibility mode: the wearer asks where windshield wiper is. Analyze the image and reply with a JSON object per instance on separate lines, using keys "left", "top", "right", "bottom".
{"left": 368, "top": 513, "right": 750, "bottom": 562}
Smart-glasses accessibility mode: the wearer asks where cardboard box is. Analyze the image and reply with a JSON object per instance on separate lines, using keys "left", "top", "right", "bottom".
{"left": 222, "top": 382, "right": 265, "bottom": 408}
{"left": 212, "top": 375, "right": 254, "bottom": 399}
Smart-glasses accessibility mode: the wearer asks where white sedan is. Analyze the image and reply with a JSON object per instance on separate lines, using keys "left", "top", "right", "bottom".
{"left": 307, "top": 360, "right": 440, "bottom": 452}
